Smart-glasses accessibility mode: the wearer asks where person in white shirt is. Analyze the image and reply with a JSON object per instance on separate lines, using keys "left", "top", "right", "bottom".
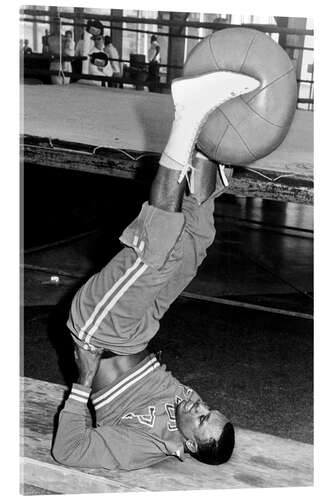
{"left": 86, "top": 35, "right": 113, "bottom": 86}
{"left": 104, "top": 35, "right": 121, "bottom": 77}
{"left": 23, "top": 39, "right": 32, "bottom": 55}
{"left": 61, "top": 30, "right": 75, "bottom": 84}
{"left": 148, "top": 34, "right": 161, "bottom": 63}
{"left": 75, "top": 19, "right": 104, "bottom": 76}
{"left": 64, "top": 30, "right": 75, "bottom": 56}
{"left": 48, "top": 20, "right": 69, "bottom": 85}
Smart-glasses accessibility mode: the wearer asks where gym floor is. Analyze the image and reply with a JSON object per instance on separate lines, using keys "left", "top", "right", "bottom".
{"left": 23, "top": 165, "right": 313, "bottom": 444}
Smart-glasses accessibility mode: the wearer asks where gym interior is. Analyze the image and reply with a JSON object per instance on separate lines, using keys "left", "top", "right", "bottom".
{"left": 20, "top": 5, "right": 314, "bottom": 495}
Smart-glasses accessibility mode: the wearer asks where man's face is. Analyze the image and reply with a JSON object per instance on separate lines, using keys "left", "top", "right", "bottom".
{"left": 176, "top": 397, "right": 228, "bottom": 447}
{"left": 94, "top": 36, "right": 104, "bottom": 50}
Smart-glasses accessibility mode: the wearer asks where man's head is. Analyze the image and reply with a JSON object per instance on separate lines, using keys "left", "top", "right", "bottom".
{"left": 151, "top": 35, "right": 158, "bottom": 43}
{"left": 176, "top": 398, "right": 235, "bottom": 465}
{"left": 65, "top": 30, "right": 72, "bottom": 40}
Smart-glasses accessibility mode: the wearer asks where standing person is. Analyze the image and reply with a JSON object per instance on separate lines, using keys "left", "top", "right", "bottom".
{"left": 42, "top": 29, "right": 49, "bottom": 55}
{"left": 47, "top": 19, "right": 65, "bottom": 85}
{"left": 64, "top": 30, "right": 75, "bottom": 56}
{"left": 74, "top": 33, "right": 87, "bottom": 61}
{"left": 148, "top": 34, "right": 161, "bottom": 92}
{"left": 48, "top": 22, "right": 72, "bottom": 85}
{"left": 62, "top": 30, "right": 75, "bottom": 84}
{"left": 148, "top": 34, "right": 161, "bottom": 64}
{"left": 52, "top": 70, "right": 260, "bottom": 470}
{"left": 104, "top": 35, "right": 121, "bottom": 77}
{"left": 75, "top": 19, "right": 104, "bottom": 76}
{"left": 86, "top": 35, "right": 112, "bottom": 86}
{"left": 23, "top": 39, "right": 32, "bottom": 55}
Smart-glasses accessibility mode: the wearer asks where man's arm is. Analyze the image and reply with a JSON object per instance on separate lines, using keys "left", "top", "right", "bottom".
{"left": 52, "top": 382, "right": 122, "bottom": 468}
{"left": 52, "top": 388, "right": 169, "bottom": 470}
{"left": 110, "top": 45, "right": 121, "bottom": 74}
{"left": 52, "top": 346, "right": 118, "bottom": 468}
{"left": 52, "top": 346, "right": 166, "bottom": 470}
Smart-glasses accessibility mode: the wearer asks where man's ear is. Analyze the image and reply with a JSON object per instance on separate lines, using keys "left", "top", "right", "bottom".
{"left": 185, "top": 439, "right": 198, "bottom": 454}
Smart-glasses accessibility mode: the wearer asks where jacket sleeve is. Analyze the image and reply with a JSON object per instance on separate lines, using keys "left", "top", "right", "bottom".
{"left": 52, "top": 383, "right": 169, "bottom": 470}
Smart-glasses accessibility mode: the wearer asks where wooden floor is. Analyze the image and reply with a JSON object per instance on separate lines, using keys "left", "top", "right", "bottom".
{"left": 21, "top": 377, "right": 313, "bottom": 494}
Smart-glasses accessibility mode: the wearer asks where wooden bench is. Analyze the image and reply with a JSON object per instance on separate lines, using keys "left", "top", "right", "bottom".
{"left": 21, "top": 376, "right": 313, "bottom": 494}
{"left": 22, "top": 83, "right": 313, "bottom": 204}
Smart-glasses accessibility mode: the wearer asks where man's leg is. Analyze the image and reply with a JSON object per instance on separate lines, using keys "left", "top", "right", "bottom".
{"left": 68, "top": 157, "right": 219, "bottom": 355}
{"left": 141, "top": 154, "right": 232, "bottom": 327}
{"left": 149, "top": 167, "right": 186, "bottom": 213}
{"left": 67, "top": 166, "right": 188, "bottom": 354}
{"left": 68, "top": 71, "right": 258, "bottom": 354}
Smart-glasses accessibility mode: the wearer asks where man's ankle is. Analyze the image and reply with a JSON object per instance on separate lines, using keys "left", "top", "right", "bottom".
{"left": 149, "top": 166, "right": 186, "bottom": 212}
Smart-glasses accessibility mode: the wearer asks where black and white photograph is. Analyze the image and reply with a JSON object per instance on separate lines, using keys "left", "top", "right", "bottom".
{"left": 14, "top": 0, "right": 320, "bottom": 496}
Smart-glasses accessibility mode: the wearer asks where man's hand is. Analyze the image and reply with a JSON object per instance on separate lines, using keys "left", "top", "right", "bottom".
{"left": 74, "top": 345, "right": 104, "bottom": 387}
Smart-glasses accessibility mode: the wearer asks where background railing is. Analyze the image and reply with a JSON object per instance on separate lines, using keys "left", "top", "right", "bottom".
{"left": 20, "top": 6, "right": 314, "bottom": 110}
